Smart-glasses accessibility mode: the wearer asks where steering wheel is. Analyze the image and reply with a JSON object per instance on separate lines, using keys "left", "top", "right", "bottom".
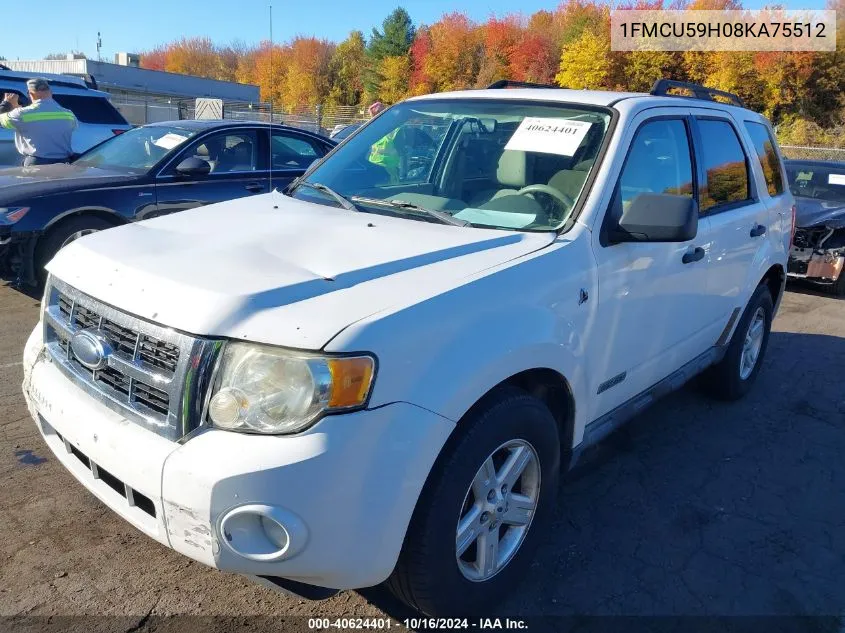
{"left": 517, "top": 184, "right": 574, "bottom": 210}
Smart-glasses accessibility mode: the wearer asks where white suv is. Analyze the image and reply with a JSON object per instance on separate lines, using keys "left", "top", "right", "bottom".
{"left": 0, "top": 70, "right": 131, "bottom": 166}
{"left": 22, "top": 80, "right": 792, "bottom": 616}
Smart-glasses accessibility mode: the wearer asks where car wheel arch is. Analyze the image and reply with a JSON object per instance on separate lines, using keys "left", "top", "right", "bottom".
{"left": 41, "top": 206, "right": 126, "bottom": 234}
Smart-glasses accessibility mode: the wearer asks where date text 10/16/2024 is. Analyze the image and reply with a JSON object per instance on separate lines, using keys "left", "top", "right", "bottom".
{"left": 307, "top": 618, "right": 529, "bottom": 630}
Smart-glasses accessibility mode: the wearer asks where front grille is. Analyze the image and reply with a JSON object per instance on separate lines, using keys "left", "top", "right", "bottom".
{"left": 43, "top": 277, "right": 221, "bottom": 441}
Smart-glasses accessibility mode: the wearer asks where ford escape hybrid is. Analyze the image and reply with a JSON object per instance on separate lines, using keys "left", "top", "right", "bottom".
{"left": 22, "top": 80, "right": 792, "bottom": 616}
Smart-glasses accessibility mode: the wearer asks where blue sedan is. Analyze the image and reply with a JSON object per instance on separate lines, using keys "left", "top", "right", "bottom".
{"left": 0, "top": 120, "right": 335, "bottom": 286}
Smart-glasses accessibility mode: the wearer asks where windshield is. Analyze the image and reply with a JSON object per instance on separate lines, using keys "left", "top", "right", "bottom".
{"left": 787, "top": 163, "right": 845, "bottom": 205}
{"left": 291, "top": 99, "right": 612, "bottom": 231}
{"left": 75, "top": 125, "right": 198, "bottom": 172}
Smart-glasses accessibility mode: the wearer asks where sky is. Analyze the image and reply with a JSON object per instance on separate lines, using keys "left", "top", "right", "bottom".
{"left": 2, "top": 0, "right": 830, "bottom": 61}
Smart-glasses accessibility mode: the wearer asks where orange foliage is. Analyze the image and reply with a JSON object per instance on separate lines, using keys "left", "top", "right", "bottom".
{"left": 136, "top": 1, "right": 844, "bottom": 129}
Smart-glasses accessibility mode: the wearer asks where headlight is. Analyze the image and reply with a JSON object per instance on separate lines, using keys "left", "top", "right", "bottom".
{"left": 0, "top": 207, "right": 30, "bottom": 225}
{"left": 207, "top": 342, "right": 375, "bottom": 434}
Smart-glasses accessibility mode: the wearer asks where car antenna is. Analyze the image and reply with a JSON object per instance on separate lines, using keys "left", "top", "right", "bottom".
{"left": 268, "top": 0, "right": 274, "bottom": 196}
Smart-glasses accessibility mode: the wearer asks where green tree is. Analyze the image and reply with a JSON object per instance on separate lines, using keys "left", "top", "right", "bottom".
{"left": 368, "top": 7, "right": 416, "bottom": 59}
{"left": 366, "top": 7, "right": 416, "bottom": 97}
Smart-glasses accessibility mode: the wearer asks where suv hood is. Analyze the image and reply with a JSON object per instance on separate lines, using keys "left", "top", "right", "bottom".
{"left": 795, "top": 196, "right": 845, "bottom": 229}
{"left": 49, "top": 192, "right": 555, "bottom": 349}
{"left": 0, "top": 163, "right": 138, "bottom": 204}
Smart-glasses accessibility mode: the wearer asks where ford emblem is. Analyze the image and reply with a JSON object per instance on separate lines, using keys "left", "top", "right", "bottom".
{"left": 70, "top": 329, "right": 112, "bottom": 371}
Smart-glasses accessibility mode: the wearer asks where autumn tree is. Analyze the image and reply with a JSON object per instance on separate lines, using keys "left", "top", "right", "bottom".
{"left": 511, "top": 13, "right": 560, "bottom": 84}
{"left": 140, "top": 46, "right": 168, "bottom": 72}
{"left": 556, "top": 27, "right": 612, "bottom": 89}
{"left": 281, "top": 37, "right": 335, "bottom": 110}
{"left": 380, "top": 56, "right": 412, "bottom": 103}
{"left": 248, "top": 42, "right": 288, "bottom": 106}
{"left": 475, "top": 16, "right": 522, "bottom": 87}
{"left": 424, "top": 13, "right": 483, "bottom": 92}
{"left": 409, "top": 26, "right": 435, "bottom": 95}
{"left": 162, "top": 37, "right": 219, "bottom": 78}
{"left": 328, "top": 31, "right": 367, "bottom": 106}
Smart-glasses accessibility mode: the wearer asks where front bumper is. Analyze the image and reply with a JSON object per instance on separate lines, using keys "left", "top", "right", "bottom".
{"left": 22, "top": 325, "right": 454, "bottom": 590}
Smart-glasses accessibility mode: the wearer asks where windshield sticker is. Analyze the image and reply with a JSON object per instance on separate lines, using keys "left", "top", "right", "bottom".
{"left": 153, "top": 133, "right": 189, "bottom": 150}
{"left": 454, "top": 208, "right": 536, "bottom": 229}
{"left": 828, "top": 174, "right": 845, "bottom": 186}
{"left": 504, "top": 118, "right": 592, "bottom": 156}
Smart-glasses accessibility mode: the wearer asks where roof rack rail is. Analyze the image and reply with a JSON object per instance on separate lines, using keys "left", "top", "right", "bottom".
{"left": 650, "top": 79, "right": 744, "bottom": 107}
{"left": 487, "top": 80, "right": 560, "bottom": 90}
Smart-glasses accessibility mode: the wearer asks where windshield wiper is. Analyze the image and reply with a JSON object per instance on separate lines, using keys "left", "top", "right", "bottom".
{"left": 350, "top": 196, "right": 469, "bottom": 227}
{"left": 292, "top": 181, "right": 358, "bottom": 211}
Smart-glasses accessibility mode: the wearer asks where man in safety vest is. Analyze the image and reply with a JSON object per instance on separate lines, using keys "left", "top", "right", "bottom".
{"left": 0, "top": 78, "right": 77, "bottom": 166}
{"left": 366, "top": 101, "right": 402, "bottom": 183}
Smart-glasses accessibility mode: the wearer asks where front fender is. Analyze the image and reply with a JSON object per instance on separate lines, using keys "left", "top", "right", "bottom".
{"left": 327, "top": 235, "right": 597, "bottom": 447}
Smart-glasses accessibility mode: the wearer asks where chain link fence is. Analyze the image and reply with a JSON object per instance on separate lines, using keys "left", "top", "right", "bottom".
{"left": 780, "top": 145, "right": 845, "bottom": 162}
{"left": 108, "top": 93, "right": 369, "bottom": 137}
{"left": 106, "top": 93, "right": 845, "bottom": 161}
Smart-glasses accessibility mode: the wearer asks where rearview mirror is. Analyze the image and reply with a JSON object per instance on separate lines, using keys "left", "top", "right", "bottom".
{"left": 175, "top": 157, "right": 211, "bottom": 176}
{"left": 609, "top": 193, "right": 697, "bottom": 243}
{"left": 478, "top": 118, "right": 497, "bottom": 133}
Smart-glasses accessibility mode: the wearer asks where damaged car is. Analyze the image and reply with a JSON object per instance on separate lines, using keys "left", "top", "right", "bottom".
{"left": 786, "top": 159, "right": 845, "bottom": 295}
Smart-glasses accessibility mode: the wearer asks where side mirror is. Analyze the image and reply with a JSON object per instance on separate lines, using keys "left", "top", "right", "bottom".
{"left": 609, "top": 193, "right": 698, "bottom": 243}
{"left": 175, "top": 157, "right": 211, "bottom": 176}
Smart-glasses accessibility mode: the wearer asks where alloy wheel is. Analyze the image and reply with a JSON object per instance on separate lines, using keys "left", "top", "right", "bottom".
{"left": 455, "top": 439, "right": 541, "bottom": 582}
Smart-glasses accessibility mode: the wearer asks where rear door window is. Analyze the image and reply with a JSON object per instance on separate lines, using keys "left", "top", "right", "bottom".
{"left": 743, "top": 121, "right": 785, "bottom": 196}
{"left": 696, "top": 119, "right": 751, "bottom": 213}
{"left": 52, "top": 94, "right": 128, "bottom": 125}
{"left": 271, "top": 132, "right": 323, "bottom": 170}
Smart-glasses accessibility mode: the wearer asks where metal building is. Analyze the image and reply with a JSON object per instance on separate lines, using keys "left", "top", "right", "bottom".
{"left": 5, "top": 54, "right": 260, "bottom": 125}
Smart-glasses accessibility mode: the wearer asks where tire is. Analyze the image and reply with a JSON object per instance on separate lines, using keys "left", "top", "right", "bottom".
{"left": 35, "top": 216, "right": 115, "bottom": 286}
{"left": 701, "top": 284, "right": 773, "bottom": 401}
{"left": 387, "top": 386, "right": 561, "bottom": 617}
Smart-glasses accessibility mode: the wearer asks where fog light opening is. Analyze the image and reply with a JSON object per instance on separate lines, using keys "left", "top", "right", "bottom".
{"left": 217, "top": 504, "right": 308, "bottom": 562}
{"left": 260, "top": 515, "right": 290, "bottom": 550}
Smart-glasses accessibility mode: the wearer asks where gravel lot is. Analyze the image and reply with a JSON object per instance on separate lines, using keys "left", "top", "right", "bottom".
{"left": 1, "top": 281, "right": 843, "bottom": 632}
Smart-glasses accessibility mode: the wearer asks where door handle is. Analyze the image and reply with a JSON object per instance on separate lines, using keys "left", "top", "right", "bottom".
{"left": 682, "top": 246, "right": 705, "bottom": 264}
{"left": 245, "top": 182, "right": 264, "bottom": 193}
{"left": 750, "top": 224, "right": 767, "bottom": 238}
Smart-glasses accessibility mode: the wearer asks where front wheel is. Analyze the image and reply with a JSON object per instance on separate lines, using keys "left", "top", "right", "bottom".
{"left": 387, "top": 387, "right": 561, "bottom": 617}
{"left": 35, "top": 216, "right": 115, "bottom": 286}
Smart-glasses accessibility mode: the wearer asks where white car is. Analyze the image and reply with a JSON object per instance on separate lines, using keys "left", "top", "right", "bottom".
{"left": 22, "top": 79, "right": 793, "bottom": 616}
{"left": 0, "top": 70, "right": 131, "bottom": 166}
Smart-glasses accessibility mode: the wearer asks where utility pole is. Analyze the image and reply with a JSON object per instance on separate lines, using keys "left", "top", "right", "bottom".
{"left": 96, "top": 32, "right": 102, "bottom": 61}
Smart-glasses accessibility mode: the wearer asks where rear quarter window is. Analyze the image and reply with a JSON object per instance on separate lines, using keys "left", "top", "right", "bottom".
{"left": 743, "top": 121, "right": 785, "bottom": 196}
{"left": 52, "top": 94, "right": 128, "bottom": 125}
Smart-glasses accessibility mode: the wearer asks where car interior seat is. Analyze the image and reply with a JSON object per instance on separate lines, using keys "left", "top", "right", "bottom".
{"left": 469, "top": 150, "right": 532, "bottom": 206}
{"left": 216, "top": 140, "right": 254, "bottom": 173}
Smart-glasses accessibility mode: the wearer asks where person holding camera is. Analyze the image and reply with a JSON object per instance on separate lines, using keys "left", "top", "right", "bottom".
{"left": 0, "top": 77, "right": 77, "bottom": 167}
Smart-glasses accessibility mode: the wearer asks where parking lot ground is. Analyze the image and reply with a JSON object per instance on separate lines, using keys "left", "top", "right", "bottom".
{"left": 1, "top": 281, "right": 844, "bottom": 632}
